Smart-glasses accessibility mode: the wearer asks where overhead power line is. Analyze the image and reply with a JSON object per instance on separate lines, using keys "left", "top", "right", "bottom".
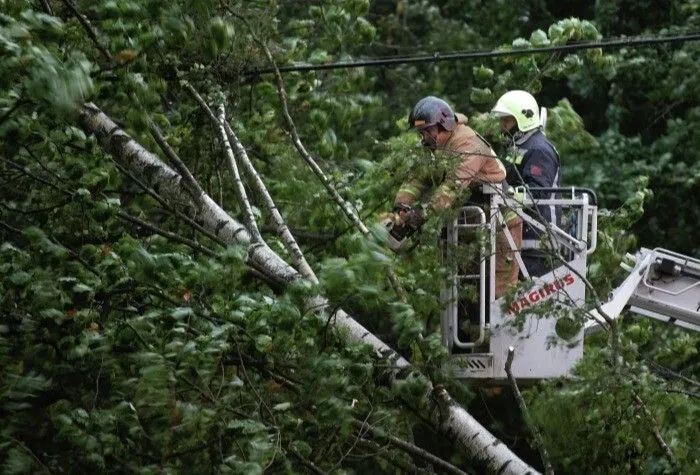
{"left": 244, "top": 32, "right": 700, "bottom": 76}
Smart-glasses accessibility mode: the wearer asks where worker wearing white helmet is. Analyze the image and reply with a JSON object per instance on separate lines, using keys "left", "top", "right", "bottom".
{"left": 492, "top": 90, "right": 561, "bottom": 277}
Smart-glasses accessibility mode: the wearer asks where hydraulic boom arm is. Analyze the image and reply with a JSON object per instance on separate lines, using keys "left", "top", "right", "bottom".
{"left": 585, "top": 248, "right": 700, "bottom": 334}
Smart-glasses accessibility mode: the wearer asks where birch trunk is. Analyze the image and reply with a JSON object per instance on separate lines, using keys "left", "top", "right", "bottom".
{"left": 78, "top": 103, "right": 537, "bottom": 474}
{"left": 79, "top": 103, "right": 298, "bottom": 285}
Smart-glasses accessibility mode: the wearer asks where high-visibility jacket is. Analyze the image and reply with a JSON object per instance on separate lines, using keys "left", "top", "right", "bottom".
{"left": 394, "top": 121, "right": 521, "bottom": 297}
{"left": 394, "top": 122, "right": 506, "bottom": 211}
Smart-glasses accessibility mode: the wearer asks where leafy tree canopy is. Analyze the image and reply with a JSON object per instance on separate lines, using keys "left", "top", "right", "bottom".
{"left": 1, "top": 0, "right": 698, "bottom": 473}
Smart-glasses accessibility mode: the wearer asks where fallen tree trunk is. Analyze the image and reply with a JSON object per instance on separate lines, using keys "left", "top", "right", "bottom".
{"left": 78, "top": 102, "right": 537, "bottom": 474}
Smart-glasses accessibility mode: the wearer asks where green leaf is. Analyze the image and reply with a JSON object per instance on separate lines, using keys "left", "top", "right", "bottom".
{"left": 9, "top": 271, "right": 31, "bottom": 285}
{"left": 530, "top": 29, "right": 550, "bottom": 47}
{"left": 227, "top": 419, "right": 267, "bottom": 434}
{"left": 254, "top": 334, "right": 273, "bottom": 353}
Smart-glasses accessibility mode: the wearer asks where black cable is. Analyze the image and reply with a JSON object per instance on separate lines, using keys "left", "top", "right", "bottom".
{"left": 244, "top": 32, "right": 700, "bottom": 76}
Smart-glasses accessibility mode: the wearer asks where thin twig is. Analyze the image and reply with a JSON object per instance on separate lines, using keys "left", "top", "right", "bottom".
{"left": 0, "top": 220, "right": 24, "bottom": 235}
{"left": 149, "top": 121, "right": 206, "bottom": 197}
{"left": 61, "top": 0, "right": 112, "bottom": 61}
{"left": 356, "top": 438, "right": 429, "bottom": 474}
{"left": 261, "top": 226, "right": 335, "bottom": 243}
{"left": 3, "top": 158, "right": 68, "bottom": 193}
{"left": 664, "top": 388, "right": 699, "bottom": 398}
{"left": 3, "top": 436, "right": 52, "bottom": 474}
{"left": 647, "top": 360, "right": 700, "bottom": 388}
{"left": 125, "top": 321, "right": 151, "bottom": 349}
{"left": 505, "top": 347, "right": 554, "bottom": 475}
{"left": 352, "top": 420, "right": 468, "bottom": 475}
{"left": 0, "top": 95, "right": 25, "bottom": 128}
{"left": 93, "top": 355, "right": 104, "bottom": 410}
{"left": 290, "top": 448, "right": 327, "bottom": 475}
{"left": 39, "top": 0, "right": 53, "bottom": 14}
{"left": 632, "top": 391, "right": 677, "bottom": 467}
{"left": 49, "top": 235, "right": 101, "bottom": 276}
{"left": 116, "top": 211, "right": 218, "bottom": 257}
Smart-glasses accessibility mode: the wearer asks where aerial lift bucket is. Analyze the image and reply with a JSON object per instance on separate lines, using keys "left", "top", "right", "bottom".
{"left": 441, "top": 185, "right": 598, "bottom": 383}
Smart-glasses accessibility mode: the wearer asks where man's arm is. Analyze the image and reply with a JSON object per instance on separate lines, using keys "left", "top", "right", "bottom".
{"left": 520, "top": 149, "right": 559, "bottom": 192}
{"left": 394, "top": 177, "right": 428, "bottom": 207}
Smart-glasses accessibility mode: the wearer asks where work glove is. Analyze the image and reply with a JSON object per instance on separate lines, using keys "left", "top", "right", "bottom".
{"left": 393, "top": 204, "right": 426, "bottom": 230}
{"left": 382, "top": 204, "right": 427, "bottom": 252}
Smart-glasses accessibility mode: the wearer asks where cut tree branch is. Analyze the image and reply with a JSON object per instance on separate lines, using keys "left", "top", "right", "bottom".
{"left": 505, "top": 347, "right": 553, "bottom": 475}
{"left": 78, "top": 103, "right": 537, "bottom": 473}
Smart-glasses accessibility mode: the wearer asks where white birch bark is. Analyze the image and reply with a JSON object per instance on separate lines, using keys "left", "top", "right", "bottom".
{"left": 79, "top": 102, "right": 537, "bottom": 474}
{"left": 217, "top": 103, "right": 263, "bottom": 243}
{"left": 429, "top": 388, "right": 538, "bottom": 474}
{"left": 308, "top": 295, "right": 537, "bottom": 473}
{"left": 79, "top": 103, "right": 298, "bottom": 285}
{"left": 221, "top": 120, "right": 318, "bottom": 283}
{"left": 182, "top": 81, "right": 318, "bottom": 282}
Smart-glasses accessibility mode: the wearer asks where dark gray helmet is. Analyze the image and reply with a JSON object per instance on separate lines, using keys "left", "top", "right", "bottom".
{"left": 408, "top": 96, "right": 457, "bottom": 131}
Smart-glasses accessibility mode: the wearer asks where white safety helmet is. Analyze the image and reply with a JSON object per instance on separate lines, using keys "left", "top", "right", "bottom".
{"left": 491, "top": 90, "right": 540, "bottom": 132}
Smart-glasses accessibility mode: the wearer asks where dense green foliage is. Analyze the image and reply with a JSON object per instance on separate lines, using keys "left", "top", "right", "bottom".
{"left": 1, "top": 0, "right": 698, "bottom": 473}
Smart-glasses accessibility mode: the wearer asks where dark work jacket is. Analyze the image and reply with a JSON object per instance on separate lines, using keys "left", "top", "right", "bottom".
{"left": 504, "top": 129, "right": 560, "bottom": 241}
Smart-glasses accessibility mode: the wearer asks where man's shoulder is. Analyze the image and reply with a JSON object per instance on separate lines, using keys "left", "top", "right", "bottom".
{"left": 522, "top": 132, "right": 558, "bottom": 160}
{"left": 449, "top": 124, "right": 494, "bottom": 156}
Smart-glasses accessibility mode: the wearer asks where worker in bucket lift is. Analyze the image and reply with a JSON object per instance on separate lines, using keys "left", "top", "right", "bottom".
{"left": 387, "top": 96, "right": 522, "bottom": 298}
{"left": 491, "top": 90, "right": 561, "bottom": 278}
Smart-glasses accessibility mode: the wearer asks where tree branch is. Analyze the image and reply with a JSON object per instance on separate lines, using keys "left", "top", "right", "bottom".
{"left": 216, "top": 102, "right": 264, "bottom": 243}
{"left": 60, "top": 0, "right": 112, "bottom": 61}
{"left": 149, "top": 120, "right": 206, "bottom": 197}
{"left": 0, "top": 94, "right": 25, "bottom": 128}
{"left": 255, "top": 39, "right": 408, "bottom": 302}
{"left": 353, "top": 420, "right": 468, "bottom": 475}
{"left": 116, "top": 211, "right": 218, "bottom": 257}
{"left": 290, "top": 448, "right": 327, "bottom": 475}
{"left": 647, "top": 360, "right": 700, "bottom": 388}
{"left": 181, "top": 80, "right": 318, "bottom": 282}
{"left": 38, "top": 0, "right": 53, "bottom": 15}
{"left": 356, "top": 438, "right": 429, "bottom": 474}
{"left": 505, "top": 347, "right": 553, "bottom": 475}
{"left": 110, "top": 160, "right": 227, "bottom": 247}
{"left": 664, "top": 388, "right": 699, "bottom": 399}
{"left": 632, "top": 391, "right": 677, "bottom": 467}
{"left": 2, "top": 436, "right": 52, "bottom": 474}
